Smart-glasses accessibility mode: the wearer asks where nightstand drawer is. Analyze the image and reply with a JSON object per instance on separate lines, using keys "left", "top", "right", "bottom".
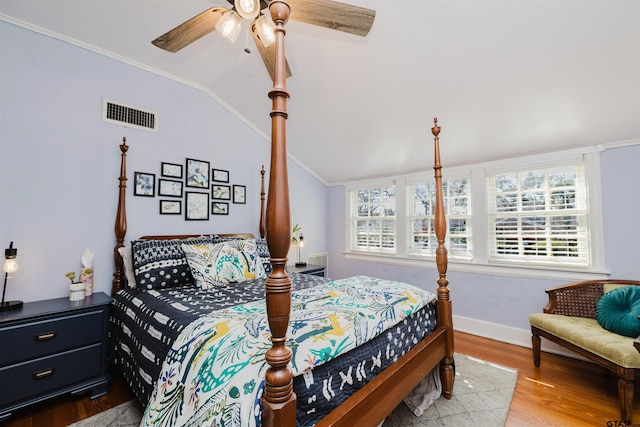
{"left": 0, "top": 310, "right": 105, "bottom": 366}
{"left": 0, "top": 343, "right": 103, "bottom": 407}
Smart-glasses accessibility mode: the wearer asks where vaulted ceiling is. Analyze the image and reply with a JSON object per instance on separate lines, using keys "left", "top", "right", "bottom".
{"left": 1, "top": 1, "right": 638, "bottom": 184}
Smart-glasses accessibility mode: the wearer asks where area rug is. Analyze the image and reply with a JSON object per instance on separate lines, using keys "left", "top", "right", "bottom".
{"left": 68, "top": 353, "right": 517, "bottom": 427}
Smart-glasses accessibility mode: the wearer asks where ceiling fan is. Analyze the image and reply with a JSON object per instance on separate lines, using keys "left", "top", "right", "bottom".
{"left": 151, "top": 0, "right": 376, "bottom": 79}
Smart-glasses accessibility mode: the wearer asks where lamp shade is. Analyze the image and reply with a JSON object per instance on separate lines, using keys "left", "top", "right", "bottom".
{"left": 3, "top": 243, "right": 17, "bottom": 273}
{"left": 216, "top": 10, "right": 242, "bottom": 42}
{"left": 235, "top": 0, "right": 261, "bottom": 19}
{"left": 255, "top": 14, "right": 276, "bottom": 47}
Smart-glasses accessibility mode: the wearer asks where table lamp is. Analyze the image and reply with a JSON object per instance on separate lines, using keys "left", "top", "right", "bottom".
{"left": 1, "top": 241, "right": 22, "bottom": 311}
{"left": 295, "top": 234, "right": 307, "bottom": 267}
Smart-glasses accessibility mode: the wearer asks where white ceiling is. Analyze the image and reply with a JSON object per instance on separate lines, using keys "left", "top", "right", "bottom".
{"left": 1, "top": 1, "right": 639, "bottom": 185}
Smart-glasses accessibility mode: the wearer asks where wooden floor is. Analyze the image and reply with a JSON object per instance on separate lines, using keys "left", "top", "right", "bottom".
{"left": 4, "top": 330, "right": 639, "bottom": 426}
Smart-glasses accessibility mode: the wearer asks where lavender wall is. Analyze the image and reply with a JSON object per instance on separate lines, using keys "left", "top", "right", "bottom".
{"left": 600, "top": 144, "right": 640, "bottom": 278}
{"left": 328, "top": 144, "right": 640, "bottom": 331}
{"left": 0, "top": 21, "right": 328, "bottom": 302}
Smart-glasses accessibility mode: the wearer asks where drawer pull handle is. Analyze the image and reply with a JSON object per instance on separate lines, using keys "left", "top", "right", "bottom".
{"left": 35, "top": 332, "right": 57, "bottom": 341}
{"left": 33, "top": 368, "right": 55, "bottom": 379}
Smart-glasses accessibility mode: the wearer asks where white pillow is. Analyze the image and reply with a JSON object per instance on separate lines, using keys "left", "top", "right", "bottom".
{"left": 117, "top": 246, "right": 136, "bottom": 289}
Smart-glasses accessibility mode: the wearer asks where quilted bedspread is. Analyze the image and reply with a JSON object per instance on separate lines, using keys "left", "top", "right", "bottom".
{"left": 140, "top": 276, "right": 435, "bottom": 427}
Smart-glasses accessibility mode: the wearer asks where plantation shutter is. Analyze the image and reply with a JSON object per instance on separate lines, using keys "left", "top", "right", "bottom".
{"left": 487, "top": 164, "right": 590, "bottom": 267}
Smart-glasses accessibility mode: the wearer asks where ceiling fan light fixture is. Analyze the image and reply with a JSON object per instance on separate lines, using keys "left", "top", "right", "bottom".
{"left": 216, "top": 9, "right": 242, "bottom": 42}
{"left": 255, "top": 14, "right": 276, "bottom": 47}
{"left": 234, "top": 0, "right": 260, "bottom": 19}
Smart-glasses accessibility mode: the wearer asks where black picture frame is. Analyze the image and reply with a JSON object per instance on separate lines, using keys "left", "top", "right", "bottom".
{"left": 212, "top": 201, "right": 229, "bottom": 215}
{"left": 159, "top": 200, "right": 181, "bottom": 215}
{"left": 233, "top": 185, "right": 246, "bottom": 204}
{"left": 161, "top": 162, "right": 183, "bottom": 178}
{"left": 158, "top": 179, "right": 183, "bottom": 198}
{"left": 212, "top": 184, "right": 231, "bottom": 200}
{"left": 134, "top": 172, "right": 155, "bottom": 197}
{"left": 185, "top": 191, "right": 209, "bottom": 221}
{"left": 212, "top": 168, "right": 230, "bottom": 183}
{"left": 186, "top": 158, "right": 210, "bottom": 189}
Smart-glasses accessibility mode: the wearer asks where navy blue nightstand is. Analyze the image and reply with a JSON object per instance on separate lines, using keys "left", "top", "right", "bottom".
{"left": 0, "top": 292, "right": 112, "bottom": 421}
{"left": 287, "top": 264, "right": 325, "bottom": 277}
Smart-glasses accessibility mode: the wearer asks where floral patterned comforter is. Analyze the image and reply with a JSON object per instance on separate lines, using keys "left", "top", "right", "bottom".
{"left": 141, "top": 276, "right": 435, "bottom": 427}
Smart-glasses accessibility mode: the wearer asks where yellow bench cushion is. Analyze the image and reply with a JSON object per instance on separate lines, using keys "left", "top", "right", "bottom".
{"left": 529, "top": 312, "right": 640, "bottom": 368}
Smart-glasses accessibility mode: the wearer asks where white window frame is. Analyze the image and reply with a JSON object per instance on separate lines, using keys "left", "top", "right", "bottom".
{"left": 406, "top": 175, "right": 473, "bottom": 261}
{"left": 346, "top": 180, "right": 398, "bottom": 254}
{"left": 344, "top": 146, "right": 608, "bottom": 281}
{"left": 487, "top": 163, "right": 589, "bottom": 267}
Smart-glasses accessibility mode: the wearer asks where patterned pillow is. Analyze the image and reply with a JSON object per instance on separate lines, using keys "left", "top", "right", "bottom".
{"left": 226, "top": 239, "right": 268, "bottom": 279}
{"left": 182, "top": 241, "right": 267, "bottom": 288}
{"left": 181, "top": 242, "right": 229, "bottom": 288}
{"left": 211, "top": 234, "right": 241, "bottom": 244}
{"left": 212, "top": 236, "right": 272, "bottom": 274}
{"left": 255, "top": 238, "right": 272, "bottom": 274}
{"left": 131, "top": 236, "right": 214, "bottom": 290}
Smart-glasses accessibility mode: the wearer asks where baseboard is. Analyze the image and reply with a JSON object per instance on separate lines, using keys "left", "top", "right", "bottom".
{"left": 453, "top": 314, "right": 589, "bottom": 362}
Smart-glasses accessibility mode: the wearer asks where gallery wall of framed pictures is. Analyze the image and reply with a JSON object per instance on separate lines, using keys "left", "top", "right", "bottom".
{"left": 133, "top": 158, "right": 247, "bottom": 221}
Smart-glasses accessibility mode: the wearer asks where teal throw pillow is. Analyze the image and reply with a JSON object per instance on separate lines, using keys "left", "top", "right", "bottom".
{"left": 596, "top": 285, "right": 640, "bottom": 338}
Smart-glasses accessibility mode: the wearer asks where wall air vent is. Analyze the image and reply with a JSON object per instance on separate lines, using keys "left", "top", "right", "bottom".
{"left": 102, "top": 98, "right": 157, "bottom": 132}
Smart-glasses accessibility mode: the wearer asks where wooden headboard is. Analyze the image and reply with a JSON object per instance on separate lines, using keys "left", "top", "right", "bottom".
{"left": 138, "top": 233, "right": 255, "bottom": 241}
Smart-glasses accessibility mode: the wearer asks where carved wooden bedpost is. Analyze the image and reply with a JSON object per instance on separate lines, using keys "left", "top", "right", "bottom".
{"left": 432, "top": 118, "right": 454, "bottom": 399}
{"left": 112, "top": 137, "right": 128, "bottom": 295}
{"left": 262, "top": 2, "right": 296, "bottom": 427}
{"left": 260, "top": 165, "right": 267, "bottom": 239}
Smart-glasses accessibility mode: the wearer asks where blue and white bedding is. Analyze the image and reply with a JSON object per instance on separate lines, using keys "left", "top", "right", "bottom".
{"left": 109, "top": 274, "right": 437, "bottom": 426}
{"left": 109, "top": 272, "right": 325, "bottom": 406}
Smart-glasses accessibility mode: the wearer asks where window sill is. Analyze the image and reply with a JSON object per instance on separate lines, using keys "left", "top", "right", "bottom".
{"left": 343, "top": 252, "right": 610, "bottom": 281}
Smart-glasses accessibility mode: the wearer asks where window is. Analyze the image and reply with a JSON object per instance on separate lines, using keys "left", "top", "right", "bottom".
{"left": 487, "top": 165, "right": 588, "bottom": 267}
{"left": 348, "top": 184, "right": 396, "bottom": 252}
{"left": 344, "top": 147, "right": 606, "bottom": 279}
{"left": 407, "top": 178, "right": 473, "bottom": 260}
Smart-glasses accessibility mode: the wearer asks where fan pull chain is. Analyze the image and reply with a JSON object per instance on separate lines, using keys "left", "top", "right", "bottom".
{"left": 244, "top": 26, "right": 251, "bottom": 54}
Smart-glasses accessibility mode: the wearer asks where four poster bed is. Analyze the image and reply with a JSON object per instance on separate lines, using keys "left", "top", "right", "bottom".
{"left": 108, "top": 2, "right": 453, "bottom": 426}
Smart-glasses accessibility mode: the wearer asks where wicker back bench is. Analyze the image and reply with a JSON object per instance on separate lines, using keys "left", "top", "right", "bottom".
{"left": 529, "top": 279, "right": 640, "bottom": 422}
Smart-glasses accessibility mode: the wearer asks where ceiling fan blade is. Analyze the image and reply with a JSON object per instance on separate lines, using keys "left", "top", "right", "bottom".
{"left": 287, "top": 0, "right": 375, "bottom": 37}
{"left": 250, "top": 21, "right": 293, "bottom": 80}
{"left": 152, "top": 7, "right": 227, "bottom": 53}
